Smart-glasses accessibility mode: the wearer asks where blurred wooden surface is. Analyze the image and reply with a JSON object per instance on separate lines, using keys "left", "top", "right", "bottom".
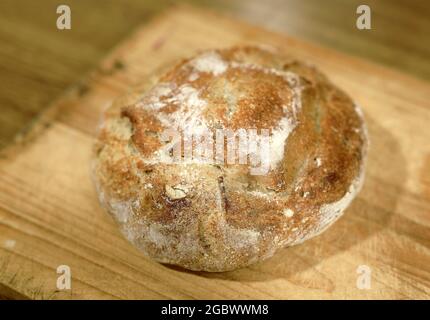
{"left": 0, "top": 6, "right": 429, "bottom": 300}
{"left": 224, "top": 0, "right": 430, "bottom": 79}
{"left": 0, "top": 0, "right": 429, "bottom": 149}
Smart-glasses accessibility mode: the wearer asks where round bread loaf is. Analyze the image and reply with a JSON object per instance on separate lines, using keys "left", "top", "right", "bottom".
{"left": 92, "top": 46, "right": 368, "bottom": 272}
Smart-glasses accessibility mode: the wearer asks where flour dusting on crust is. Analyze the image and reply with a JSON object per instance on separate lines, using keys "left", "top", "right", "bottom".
{"left": 190, "top": 51, "right": 228, "bottom": 76}
{"left": 92, "top": 46, "right": 368, "bottom": 272}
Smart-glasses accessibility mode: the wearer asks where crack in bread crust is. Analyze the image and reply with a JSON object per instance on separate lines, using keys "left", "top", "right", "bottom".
{"left": 92, "top": 46, "right": 368, "bottom": 272}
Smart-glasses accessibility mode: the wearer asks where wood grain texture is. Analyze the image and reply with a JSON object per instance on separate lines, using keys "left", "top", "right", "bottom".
{"left": 0, "top": 0, "right": 185, "bottom": 148}
{"left": 0, "top": 6, "right": 429, "bottom": 299}
{"left": 220, "top": 0, "right": 430, "bottom": 80}
{"left": 1, "top": 0, "right": 428, "bottom": 150}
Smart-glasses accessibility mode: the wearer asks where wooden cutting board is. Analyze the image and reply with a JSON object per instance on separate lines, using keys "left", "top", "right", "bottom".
{"left": 0, "top": 6, "right": 429, "bottom": 300}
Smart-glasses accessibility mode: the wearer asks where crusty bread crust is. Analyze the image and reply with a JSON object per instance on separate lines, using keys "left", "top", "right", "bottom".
{"left": 92, "top": 46, "right": 368, "bottom": 272}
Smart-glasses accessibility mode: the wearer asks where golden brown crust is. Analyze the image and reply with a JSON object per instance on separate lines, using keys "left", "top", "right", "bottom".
{"left": 92, "top": 46, "right": 368, "bottom": 272}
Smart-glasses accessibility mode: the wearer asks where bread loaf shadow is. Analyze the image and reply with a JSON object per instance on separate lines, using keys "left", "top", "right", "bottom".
{"left": 164, "top": 113, "right": 407, "bottom": 286}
